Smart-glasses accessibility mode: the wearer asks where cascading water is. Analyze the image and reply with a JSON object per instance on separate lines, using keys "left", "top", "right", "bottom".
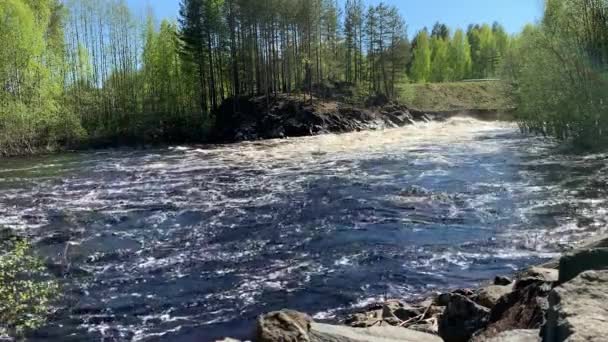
{"left": 1, "top": 117, "right": 607, "bottom": 341}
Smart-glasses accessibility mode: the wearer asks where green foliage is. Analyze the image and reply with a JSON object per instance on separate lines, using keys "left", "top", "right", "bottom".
{"left": 430, "top": 36, "right": 450, "bottom": 82}
{"left": 506, "top": 0, "right": 608, "bottom": 148}
{"left": 0, "top": 238, "right": 59, "bottom": 337}
{"left": 449, "top": 29, "right": 472, "bottom": 81}
{"left": 411, "top": 30, "right": 432, "bottom": 82}
{"left": 0, "top": 0, "right": 84, "bottom": 156}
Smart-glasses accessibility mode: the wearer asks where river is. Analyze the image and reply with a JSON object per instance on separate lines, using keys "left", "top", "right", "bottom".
{"left": 0, "top": 117, "right": 606, "bottom": 341}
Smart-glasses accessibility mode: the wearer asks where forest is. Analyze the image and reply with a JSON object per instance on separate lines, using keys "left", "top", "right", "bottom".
{"left": 0, "top": 0, "right": 516, "bottom": 157}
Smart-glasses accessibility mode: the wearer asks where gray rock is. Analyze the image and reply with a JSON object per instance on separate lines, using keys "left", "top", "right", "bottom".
{"left": 476, "top": 278, "right": 551, "bottom": 340}
{"left": 542, "top": 270, "right": 608, "bottom": 342}
{"left": 438, "top": 294, "right": 490, "bottom": 342}
{"left": 345, "top": 310, "right": 382, "bottom": 328}
{"left": 216, "top": 339, "right": 242, "bottom": 342}
{"left": 310, "top": 322, "right": 442, "bottom": 342}
{"left": 474, "top": 284, "right": 513, "bottom": 308}
{"left": 484, "top": 329, "right": 540, "bottom": 342}
{"left": 256, "top": 310, "right": 312, "bottom": 342}
{"left": 558, "top": 248, "right": 608, "bottom": 284}
{"left": 518, "top": 267, "right": 558, "bottom": 283}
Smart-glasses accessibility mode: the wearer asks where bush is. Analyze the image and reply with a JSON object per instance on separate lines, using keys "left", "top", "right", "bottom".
{"left": 0, "top": 100, "right": 85, "bottom": 156}
{"left": 0, "top": 238, "right": 59, "bottom": 337}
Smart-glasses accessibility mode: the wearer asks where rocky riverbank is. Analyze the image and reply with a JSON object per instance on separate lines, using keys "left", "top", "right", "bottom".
{"left": 218, "top": 235, "right": 608, "bottom": 342}
{"left": 212, "top": 94, "right": 435, "bottom": 142}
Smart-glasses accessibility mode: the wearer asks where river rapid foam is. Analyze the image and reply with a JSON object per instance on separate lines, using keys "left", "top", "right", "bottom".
{"left": 1, "top": 117, "right": 607, "bottom": 341}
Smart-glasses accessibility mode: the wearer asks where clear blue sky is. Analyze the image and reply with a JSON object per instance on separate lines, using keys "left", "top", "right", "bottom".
{"left": 128, "top": 0, "right": 543, "bottom": 37}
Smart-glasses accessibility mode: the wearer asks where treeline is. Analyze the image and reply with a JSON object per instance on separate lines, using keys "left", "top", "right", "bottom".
{"left": 410, "top": 22, "right": 510, "bottom": 83}
{"left": 506, "top": 0, "right": 608, "bottom": 148}
{"left": 0, "top": 0, "right": 514, "bottom": 156}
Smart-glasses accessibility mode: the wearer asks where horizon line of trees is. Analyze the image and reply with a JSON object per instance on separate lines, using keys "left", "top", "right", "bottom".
{"left": 0, "top": 0, "right": 516, "bottom": 157}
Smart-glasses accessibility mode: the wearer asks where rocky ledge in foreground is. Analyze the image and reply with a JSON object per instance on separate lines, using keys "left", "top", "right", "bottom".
{"left": 219, "top": 236, "right": 608, "bottom": 342}
{"left": 213, "top": 94, "right": 432, "bottom": 142}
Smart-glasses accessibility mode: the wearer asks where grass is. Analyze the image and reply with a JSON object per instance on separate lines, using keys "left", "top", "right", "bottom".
{"left": 399, "top": 81, "right": 515, "bottom": 112}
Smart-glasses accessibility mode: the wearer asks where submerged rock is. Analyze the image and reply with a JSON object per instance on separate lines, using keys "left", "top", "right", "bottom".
{"left": 542, "top": 270, "right": 608, "bottom": 342}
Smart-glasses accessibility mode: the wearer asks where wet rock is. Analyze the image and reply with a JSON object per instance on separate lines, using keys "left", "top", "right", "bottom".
{"left": 542, "top": 270, "right": 608, "bottom": 342}
{"left": 494, "top": 276, "right": 513, "bottom": 286}
{"left": 473, "top": 284, "right": 514, "bottom": 309}
{"left": 438, "top": 294, "right": 490, "bottom": 342}
{"left": 310, "top": 322, "right": 443, "bottom": 342}
{"left": 256, "top": 310, "right": 312, "bottom": 342}
{"left": 482, "top": 329, "right": 540, "bottom": 342}
{"left": 558, "top": 248, "right": 608, "bottom": 284}
{"left": 476, "top": 278, "right": 551, "bottom": 340}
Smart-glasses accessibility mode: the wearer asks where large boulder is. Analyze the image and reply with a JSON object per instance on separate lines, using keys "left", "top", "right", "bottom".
{"left": 256, "top": 310, "right": 313, "bottom": 342}
{"left": 474, "top": 278, "right": 552, "bottom": 340}
{"left": 438, "top": 294, "right": 490, "bottom": 342}
{"left": 558, "top": 248, "right": 608, "bottom": 284}
{"left": 542, "top": 270, "right": 608, "bottom": 342}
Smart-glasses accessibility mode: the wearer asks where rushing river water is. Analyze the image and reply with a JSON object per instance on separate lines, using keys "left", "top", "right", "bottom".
{"left": 1, "top": 117, "right": 607, "bottom": 341}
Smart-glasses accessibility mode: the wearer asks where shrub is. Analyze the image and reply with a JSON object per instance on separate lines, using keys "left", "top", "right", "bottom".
{"left": 0, "top": 238, "right": 59, "bottom": 337}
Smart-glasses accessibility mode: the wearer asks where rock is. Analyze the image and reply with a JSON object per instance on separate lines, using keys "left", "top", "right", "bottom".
{"left": 482, "top": 329, "right": 540, "bottom": 342}
{"left": 256, "top": 310, "right": 312, "bottom": 342}
{"left": 476, "top": 278, "right": 551, "bottom": 340}
{"left": 558, "top": 248, "right": 608, "bottom": 284}
{"left": 542, "top": 270, "right": 608, "bottom": 342}
{"left": 494, "top": 276, "right": 513, "bottom": 286}
{"left": 344, "top": 310, "right": 382, "bottom": 328}
{"left": 517, "top": 267, "right": 558, "bottom": 283}
{"left": 438, "top": 294, "right": 490, "bottom": 342}
{"left": 474, "top": 284, "right": 514, "bottom": 309}
{"left": 215, "top": 339, "right": 241, "bottom": 342}
{"left": 435, "top": 289, "right": 475, "bottom": 306}
{"left": 310, "top": 322, "right": 442, "bottom": 342}
{"left": 382, "top": 299, "right": 421, "bottom": 322}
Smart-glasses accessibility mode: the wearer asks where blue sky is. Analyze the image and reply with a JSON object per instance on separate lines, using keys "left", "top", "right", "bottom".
{"left": 128, "top": 0, "right": 544, "bottom": 37}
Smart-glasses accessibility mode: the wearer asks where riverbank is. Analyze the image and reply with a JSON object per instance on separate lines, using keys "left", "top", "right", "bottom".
{"left": 0, "top": 87, "right": 513, "bottom": 158}
{"left": 224, "top": 235, "right": 608, "bottom": 342}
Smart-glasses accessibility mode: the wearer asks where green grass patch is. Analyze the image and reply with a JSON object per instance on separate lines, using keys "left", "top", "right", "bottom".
{"left": 399, "top": 81, "right": 514, "bottom": 112}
